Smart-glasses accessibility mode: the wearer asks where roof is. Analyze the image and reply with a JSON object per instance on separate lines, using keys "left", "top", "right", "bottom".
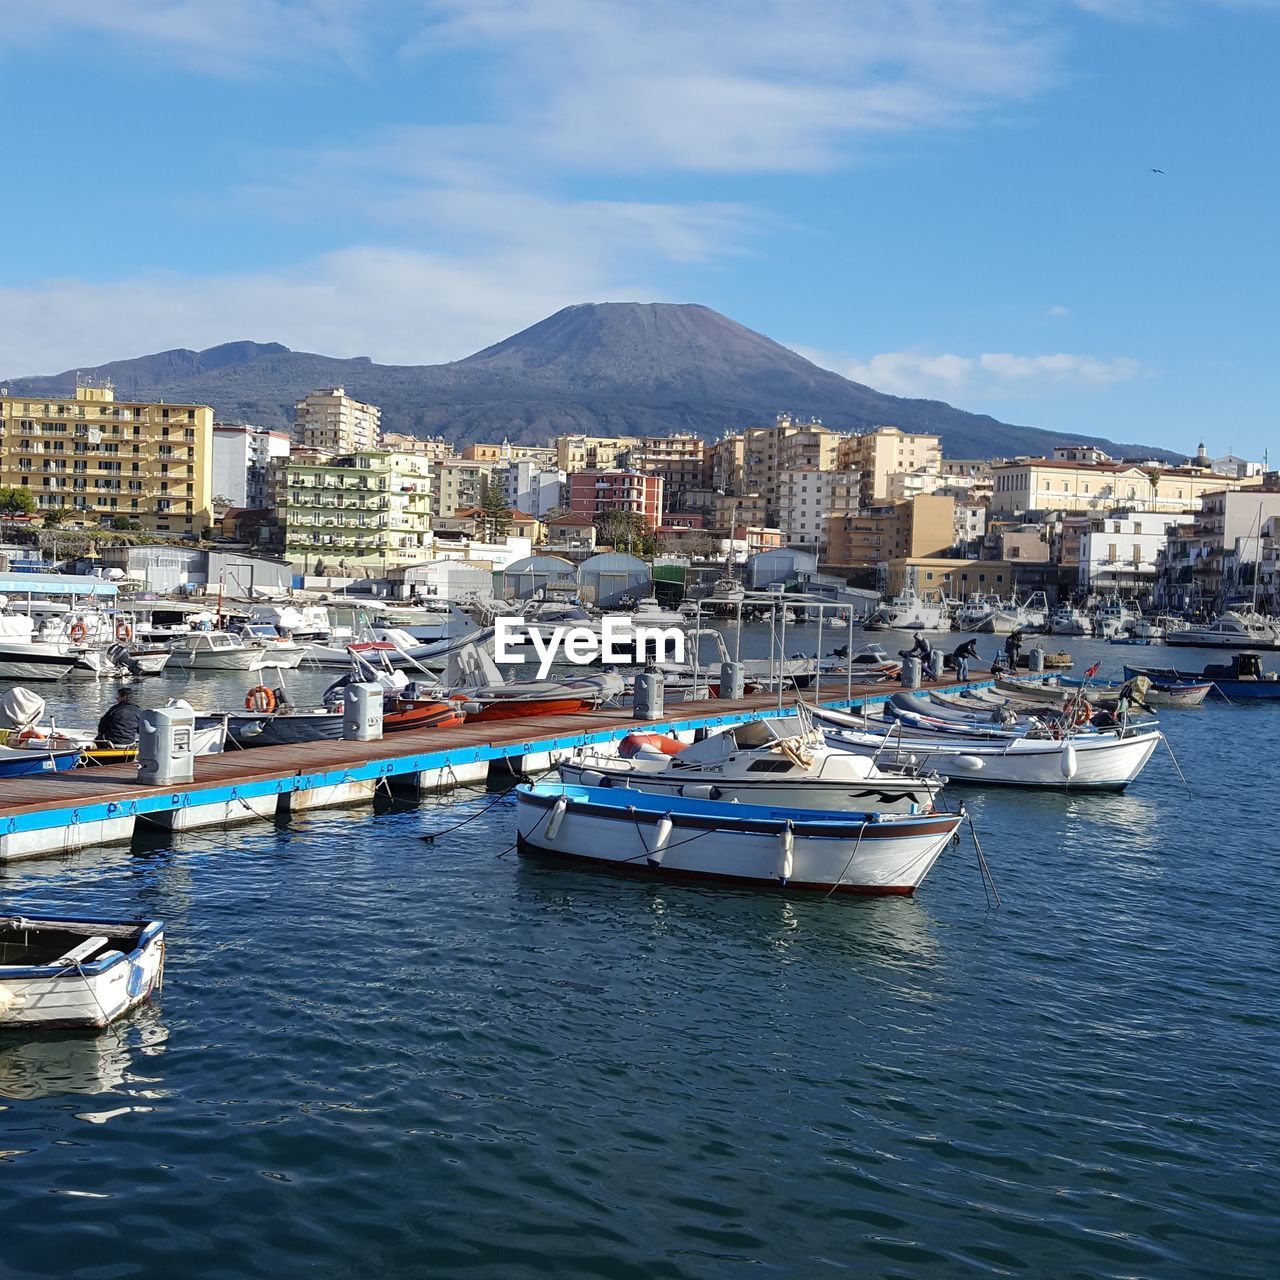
{"left": 993, "top": 458, "right": 1137, "bottom": 473}
{"left": 547, "top": 513, "right": 595, "bottom": 526}
{"left": 454, "top": 506, "right": 539, "bottom": 522}
{"left": 0, "top": 572, "right": 117, "bottom": 597}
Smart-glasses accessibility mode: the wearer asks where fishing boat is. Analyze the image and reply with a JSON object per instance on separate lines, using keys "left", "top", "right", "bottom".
{"left": 558, "top": 717, "right": 944, "bottom": 813}
{"left": 1048, "top": 605, "right": 1093, "bottom": 636}
{"left": 980, "top": 591, "right": 1049, "bottom": 634}
{"left": 515, "top": 782, "right": 963, "bottom": 895}
{"left": 1164, "top": 610, "right": 1280, "bottom": 650}
{"left": 1060, "top": 674, "right": 1211, "bottom": 708}
{"left": 0, "top": 915, "right": 164, "bottom": 1029}
{"left": 1124, "top": 652, "right": 1280, "bottom": 700}
{"left": 812, "top": 704, "right": 1162, "bottom": 791}
{"left": 864, "top": 590, "right": 951, "bottom": 632}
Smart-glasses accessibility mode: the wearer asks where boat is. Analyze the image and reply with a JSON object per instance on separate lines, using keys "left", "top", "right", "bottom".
{"left": 0, "top": 742, "right": 81, "bottom": 776}
{"left": 811, "top": 704, "right": 1162, "bottom": 791}
{"left": 515, "top": 782, "right": 963, "bottom": 895}
{"left": 1093, "top": 598, "right": 1140, "bottom": 640}
{"left": 441, "top": 642, "right": 623, "bottom": 722}
{"left": 236, "top": 624, "right": 307, "bottom": 669}
{"left": 1124, "top": 652, "right": 1280, "bottom": 700}
{"left": 557, "top": 717, "right": 944, "bottom": 813}
{"left": 1060, "top": 674, "right": 1211, "bottom": 708}
{"left": 979, "top": 591, "right": 1049, "bottom": 634}
{"left": 1164, "top": 610, "right": 1280, "bottom": 650}
{"left": 1048, "top": 605, "right": 1093, "bottom": 636}
{"left": 627, "top": 597, "right": 687, "bottom": 628}
{"left": 864, "top": 590, "right": 952, "bottom": 632}
{"left": 167, "top": 631, "right": 277, "bottom": 671}
{"left": 0, "top": 914, "right": 164, "bottom": 1029}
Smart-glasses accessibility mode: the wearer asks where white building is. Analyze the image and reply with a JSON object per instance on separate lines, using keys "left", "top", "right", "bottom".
{"left": 954, "top": 503, "right": 988, "bottom": 545}
{"left": 507, "top": 460, "right": 567, "bottom": 519}
{"left": 293, "top": 387, "right": 381, "bottom": 454}
{"left": 212, "top": 423, "right": 290, "bottom": 509}
{"left": 778, "top": 469, "right": 839, "bottom": 552}
{"left": 1079, "top": 511, "right": 1183, "bottom": 594}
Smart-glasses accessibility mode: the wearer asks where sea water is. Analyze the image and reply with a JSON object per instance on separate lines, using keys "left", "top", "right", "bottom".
{"left": 0, "top": 633, "right": 1276, "bottom": 1278}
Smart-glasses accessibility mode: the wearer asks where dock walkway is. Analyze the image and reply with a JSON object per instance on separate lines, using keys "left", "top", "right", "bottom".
{"left": 0, "top": 678, "right": 991, "bottom": 861}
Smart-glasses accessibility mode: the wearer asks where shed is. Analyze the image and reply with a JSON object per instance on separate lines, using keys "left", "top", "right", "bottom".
{"left": 503, "top": 554, "right": 579, "bottom": 601}
{"left": 578, "top": 552, "right": 651, "bottom": 608}
{"left": 747, "top": 548, "right": 818, "bottom": 590}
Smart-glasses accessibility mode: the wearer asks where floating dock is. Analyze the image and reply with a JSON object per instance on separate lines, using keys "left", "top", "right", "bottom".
{"left": 0, "top": 679, "right": 993, "bottom": 862}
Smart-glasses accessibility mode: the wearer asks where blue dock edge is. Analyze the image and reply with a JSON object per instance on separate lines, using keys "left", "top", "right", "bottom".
{"left": 0, "top": 678, "right": 1001, "bottom": 839}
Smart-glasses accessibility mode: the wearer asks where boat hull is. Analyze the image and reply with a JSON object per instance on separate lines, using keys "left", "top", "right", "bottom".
{"left": 516, "top": 784, "right": 960, "bottom": 894}
{"left": 1124, "top": 665, "right": 1280, "bottom": 700}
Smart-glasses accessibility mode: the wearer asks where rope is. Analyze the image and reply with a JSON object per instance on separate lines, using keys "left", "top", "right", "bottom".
{"left": 72, "top": 959, "right": 126, "bottom": 1045}
{"left": 824, "top": 819, "right": 867, "bottom": 898}
{"left": 961, "top": 806, "right": 1001, "bottom": 909}
{"left": 1161, "top": 733, "right": 1191, "bottom": 793}
{"left": 420, "top": 780, "right": 522, "bottom": 843}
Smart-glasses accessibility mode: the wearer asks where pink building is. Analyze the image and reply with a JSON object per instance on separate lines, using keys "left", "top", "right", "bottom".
{"left": 568, "top": 469, "right": 664, "bottom": 530}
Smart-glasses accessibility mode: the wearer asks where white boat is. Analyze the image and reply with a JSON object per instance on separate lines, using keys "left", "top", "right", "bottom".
{"left": 237, "top": 624, "right": 307, "bottom": 668}
{"left": 812, "top": 704, "right": 1161, "bottom": 791}
{"left": 1094, "top": 598, "right": 1140, "bottom": 640}
{"left": 516, "top": 782, "right": 962, "bottom": 895}
{"left": 629, "top": 597, "right": 688, "bottom": 627}
{"left": 167, "top": 631, "right": 274, "bottom": 671}
{"left": 558, "top": 717, "right": 944, "bottom": 813}
{"left": 1049, "top": 605, "right": 1093, "bottom": 636}
{"left": 979, "top": 591, "right": 1049, "bottom": 634}
{"left": 865, "top": 590, "right": 952, "bottom": 632}
{"left": 0, "top": 915, "right": 165, "bottom": 1029}
{"left": 953, "top": 593, "right": 1001, "bottom": 632}
{"left": 1165, "top": 610, "right": 1280, "bottom": 650}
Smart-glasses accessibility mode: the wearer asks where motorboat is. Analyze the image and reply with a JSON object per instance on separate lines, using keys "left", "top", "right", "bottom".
{"left": 0, "top": 741, "right": 81, "bottom": 777}
{"left": 1125, "top": 652, "right": 1280, "bottom": 700}
{"left": 558, "top": 717, "right": 944, "bottom": 813}
{"left": 1093, "top": 598, "right": 1140, "bottom": 640}
{"left": 812, "top": 704, "right": 1162, "bottom": 791}
{"left": 0, "top": 915, "right": 164, "bottom": 1029}
{"left": 515, "top": 782, "right": 963, "bottom": 895}
{"left": 0, "top": 613, "right": 79, "bottom": 682}
{"left": 864, "top": 590, "right": 952, "bottom": 632}
{"left": 979, "top": 591, "right": 1049, "bottom": 634}
{"left": 442, "top": 642, "right": 624, "bottom": 722}
{"left": 167, "top": 631, "right": 277, "bottom": 671}
{"left": 1164, "top": 610, "right": 1280, "bottom": 650}
{"left": 627, "top": 597, "right": 687, "bottom": 627}
{"left": 236, "top": 624, "right": 307, "bottom": 669}
{"left": 1048, "top": 605, "right": 1093, "bottom": 636}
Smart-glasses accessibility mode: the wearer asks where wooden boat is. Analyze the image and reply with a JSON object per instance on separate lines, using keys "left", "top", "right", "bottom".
{"left": 0, "top": 914, "right": 165, "bottom": 1029}
{"left": 558, "top": 717, "right": 944, "bottom": 813}
{"left": 0, "top": 743, "right": 81, "bottom": 777}
{"left": 516, "top": 782, "right": 963, "bottom": 895}
{"left": 1060, "top": 675, "right": 1211, "bottom": 708}
{"left": 1124, "top": 652, "right": 1280, "bottom": 700}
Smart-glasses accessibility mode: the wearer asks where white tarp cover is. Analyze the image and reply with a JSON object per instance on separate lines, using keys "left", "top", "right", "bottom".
{"left": 0, "top": 687, "right": 46, "bottom": 730}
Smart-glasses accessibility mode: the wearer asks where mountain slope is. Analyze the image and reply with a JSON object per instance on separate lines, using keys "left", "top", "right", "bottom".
{"left": 2, "top": 303, "right": 1177, "bottom": 461}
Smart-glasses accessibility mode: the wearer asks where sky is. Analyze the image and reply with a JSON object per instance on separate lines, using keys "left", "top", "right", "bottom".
{"left": 1, "top": 0, "right": 1277, "bottom": 458}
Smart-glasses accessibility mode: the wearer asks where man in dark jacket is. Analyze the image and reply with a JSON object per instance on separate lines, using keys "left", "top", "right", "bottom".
{"left": 96, "top": 688, "right": 143, "bottom": 746}
{"left": 951, "top": 637, "right": 980, "bottom": 681}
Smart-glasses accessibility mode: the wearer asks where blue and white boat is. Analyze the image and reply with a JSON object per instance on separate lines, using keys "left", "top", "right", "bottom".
{"left": 0, "top": 743, "right": 80, "bottom": 777}
{"left": 1125, "top": 652, "right": 1280, "bottom": 701}
{"left": 0, "top": 914, "right": 165, "bottom": 1028}
{"left": 515, "top": 782, "right": 962, "bottom": 896}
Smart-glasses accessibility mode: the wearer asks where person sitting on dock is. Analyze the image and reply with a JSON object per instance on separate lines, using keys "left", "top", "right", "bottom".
{"left": 96, "top": 687, "right": 142, "bottom": 747}
{"left": 951, "top": 638, "right": 979, "bottom": 681}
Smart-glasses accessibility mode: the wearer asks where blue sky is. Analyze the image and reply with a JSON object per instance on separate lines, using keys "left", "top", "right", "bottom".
{"left": 2, "top": 0, "right": 1277, "bottom": 459}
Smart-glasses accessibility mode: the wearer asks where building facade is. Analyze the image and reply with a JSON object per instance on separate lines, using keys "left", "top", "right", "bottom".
{"left": 836, "top": 427, "right": 942, "bottom": 508}
{"left": 0, "top": 382, "right": 214, "bottom": 534}
{"left": 825, "top": 494, "right": 956, "bottom": 571}
{"left": 778, "top": 468, "right": 843, "bottom": 552}
{"left": 212, "top": 423, "right": 290, "bottom": 510}
{"left": 1078, "top": 511, "right": 1184, "bottom": 595}
{"left": 431, "top": 459, "right": 493, "bottom": 520}
{"left": 567, "top": 469, "right": 664, "bottom": 530}
{"left": 293, "top": 387, "right": 382, "bottom": 454}
{"left": 628, "top": 435, "right": 708, "bottom": 512}
{"left": 506, "top": 460, "right": 567, "bottom": 519}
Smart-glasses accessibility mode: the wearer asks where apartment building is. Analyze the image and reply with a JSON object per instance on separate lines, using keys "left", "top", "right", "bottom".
{"left": 380, "top": 432, "right": 455, "bottom": 460}
{"left": 212, "top": 423, "right": 290, "bottom": 510}
{"left": 1078, "top": 511, "right": 1185, "bottom": 594}
{"left": 741, "top": 416, "right": 837, "bottom": 523}
{"left": 629, "top": 435, "right": 707, "bottom": 511}
{"left": 706, "top": 433, "right": 746, "bottom": 498}
{"left": 293, "top": 387, "right": 381, "bottom": 454}
{"left": 778, "top": 469, "right": 845, "bottom": 552}
{"left": 0, "top": 382, "right": 214, "bottom": 534}
{"left": 825, "top": 493, "right": 956, "bottom": 571}
{"left": 275, "top": 450, "right": 433, "bottom": 564}
{"left": 836, "top": 427, "right": 942, "bottom": 507}
{"left": 555, "top": 434, "right": 641, "bottom": 473}
{"left": 567, "top": 469, "right": 664, "bottom": 530}
{"left": 432, "top": 459, "right": 493, "bottom": 520}
{"left": 886, "top": 557, "right": 1015, "bottom": 598}
{"left": 1157, "top": 485, "right": 1280, "bottom": 604}
{"left": 507, "top": 460, "right": 566, "bottom": 519}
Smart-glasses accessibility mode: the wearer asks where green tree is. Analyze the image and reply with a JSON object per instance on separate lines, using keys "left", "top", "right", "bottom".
{"left": 594, "top": 510, "right": 658, "bottom": 557}
{"left": 479, "top": 475, "right": 511, "bottom": 540}
{"left": 42, "top": 507, "right": 67, "bottom": 529}
{"left": 0, "top": 487, "right": 37, "bottom": 516}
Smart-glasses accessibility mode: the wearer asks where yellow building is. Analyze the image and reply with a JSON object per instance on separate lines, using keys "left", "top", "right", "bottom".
{"left": 554, "top": 434, "right": 641, "bottom": 472}
{"left": 887, "top": 557, "right": 1015, "bottom": 597}
{"left": 836, "top": 426, "right": 942, "bottom": 508}
{"left": 825, "top": 494, "right": 956, "bottom": 570}
{"left": 0, "top": 382, "right": 214, "bottom": 535}
{"left": 274, "top": 450, "right": 433, "bottom": 565}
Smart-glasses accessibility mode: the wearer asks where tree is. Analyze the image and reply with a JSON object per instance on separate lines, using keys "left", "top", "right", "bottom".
{"left": 594, "top": 510, "right": 658, "bottom": 557}
{"left": 479, "top": 475, "right": 512, "bottom": 540}
{"left": 0, "top": 487, "right": 37, "bottom": 516}
{"left": 42, "top": 507, "right": 67, "bottom": 529}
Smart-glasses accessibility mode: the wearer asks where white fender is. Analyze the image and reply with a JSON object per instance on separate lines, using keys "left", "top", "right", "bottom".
{"left": 680, "top": 784, "right": 716, "bottom": 800}
{"left": 777, "top": 822, "right": 795, "bottom": 884}
{"left": 577, "top": 770, "right": 604, "bottom": 787}
{"left": 951, "top": 755, "right": 984, "bottom": 771}
{"left": 648, "top": 814, "right": 674, "bottom": 867}
{"left": 1060, "top": 741, "right": 1078, "bottom": 779}
{"left": 545, "top": 795, "right": 569, "bottom": 839}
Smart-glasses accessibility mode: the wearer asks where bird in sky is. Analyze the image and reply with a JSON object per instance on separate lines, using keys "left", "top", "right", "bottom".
{"left": 1151, "top": 168, "right": 1165, "bottom": 174}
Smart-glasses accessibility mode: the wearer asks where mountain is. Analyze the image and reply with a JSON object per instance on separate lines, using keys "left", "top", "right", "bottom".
{"left": 1, "top": 303, "right": 1179, "bottom": 461}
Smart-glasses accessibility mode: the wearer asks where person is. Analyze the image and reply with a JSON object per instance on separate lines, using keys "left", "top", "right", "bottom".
{"left": 1004, "top": 629, "right": 1023, "bottom": 666}
{"left": 951, "top": 637, "right": 979, "bottom": 682}
{"left": 96, "top": 687, "right": 143, "bottom": 746}
{"left": 905, "top": 632, "right": 932, "bottom": 662}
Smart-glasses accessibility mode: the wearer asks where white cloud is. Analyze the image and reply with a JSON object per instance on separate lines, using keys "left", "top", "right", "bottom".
{"left": 1046, "top": 304, "right": 1071, "bottom": 317}
{"left": 0, "top": 247, "right": 650, "bottom": 377}
{"left": 800, "top": 347, "right": 1143, "bottom": 400}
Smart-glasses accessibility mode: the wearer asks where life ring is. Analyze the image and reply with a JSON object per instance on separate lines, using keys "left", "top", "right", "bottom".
{"left": 69, "top": 622, "right": 87, "bottom": 643}
{"left": 245, "top": 686, "right": 277, "bottom": 714}
{"left": 115, "top": 622, "right": 133, "bottom": 642}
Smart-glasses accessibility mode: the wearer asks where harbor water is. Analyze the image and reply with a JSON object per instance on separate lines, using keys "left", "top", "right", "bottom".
{"left": 1, "top": 632, "right": 1277, "bottom": 1278}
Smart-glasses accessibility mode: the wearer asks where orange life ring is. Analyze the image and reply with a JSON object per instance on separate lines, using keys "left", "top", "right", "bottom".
{"left": 245, "top": 686, "right": 277, "bottom": 714}
{"left": 115, "top": 622, "right": 133, "bottom": 642}
{"left": 69, "top": 622, "right": 87, "bottom": 643}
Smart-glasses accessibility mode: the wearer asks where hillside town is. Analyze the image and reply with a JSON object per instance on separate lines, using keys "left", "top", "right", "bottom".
{"left": 0, "top": 379, "right": 1273, "bottom": 616}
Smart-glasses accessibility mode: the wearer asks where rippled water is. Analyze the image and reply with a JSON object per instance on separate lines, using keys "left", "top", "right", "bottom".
{"left": 2, "top": 632, "right": 1277, "bottom": 1278}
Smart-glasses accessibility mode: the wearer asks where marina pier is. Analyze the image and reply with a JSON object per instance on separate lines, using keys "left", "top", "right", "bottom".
{"left": 0, "top": 677, "right": 993, "bottom": 862}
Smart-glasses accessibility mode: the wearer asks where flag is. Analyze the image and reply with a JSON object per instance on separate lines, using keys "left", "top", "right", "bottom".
{"left": 1084, "top": 660, "right": 1101, "bottom": 679}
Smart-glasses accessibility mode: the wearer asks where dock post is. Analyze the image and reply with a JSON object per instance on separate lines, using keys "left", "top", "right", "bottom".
{"left": 633, "top": 667, "right": 665, "bottom": 720}
{"left": 719, "top": 660, "right": 745, "bottom": 700}
{"left": 342, "top": 683, "right": 384, "bottom": 741}
{"left": 137, "top": 706, "right": 196, "bottom": 786}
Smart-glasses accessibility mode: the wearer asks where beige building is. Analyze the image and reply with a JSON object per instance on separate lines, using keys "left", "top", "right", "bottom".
{"left": 836, "top": 427, "right": 942, "bottom": 508}
{"left": 707, "top": 434, "right": 746, "bottom": 497}
{"left": 432, "top": 458, "right": 495, "bottom": 519}
{"left": 990, "top": 455, "right": 1256, "bottom": 517}
{"left": 629, "top": 435, "right": 707, "bottom": 511}
{"left": 275, "top": 449, "right": 433, "bottom": 565}
{"left": 381, "top": 432, "right": 455, "bottom": 460}
{"left": 555, "top": 434, "right": 641, "bottom": 473}
{"left": 887, "top": 557, "right": 1015, "bottom": 598}
{"left": 0, "top": 382, "right": 214, "bottom": 534}
{"left": 825, "top": 494, "right": 956, "bottom": 571}
{"left": 294, "top": 387, "right": 381, "bottom": 454}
